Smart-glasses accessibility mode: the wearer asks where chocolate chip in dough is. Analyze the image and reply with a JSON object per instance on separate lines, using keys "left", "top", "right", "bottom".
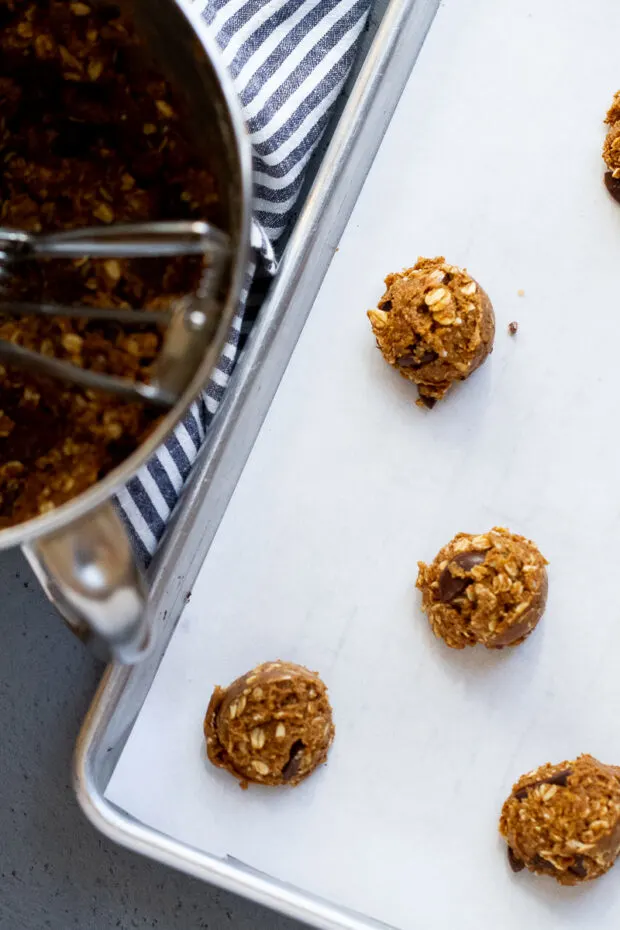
{"left": 545, "top": 769, "right": 572, "bottom": 788}
{"left": 513, "top": 768, "right": 572, "bottom": 800}
{"left": 604, "top": 172, "right": 620, "bottom": 204}
{"left": 568, "top": 857, "right": 588, "bottom": 879}
{"left": 532, "top": 854, "right": 557, "bottom": 875}
{"left": 438, "top": 551, "right": 486, "bottom": 603}
{"left": 397, "top": 348, "right": 438, "bottom": 370}
{"left": 282, "top": 740, "right": 306, "bottom": 782}
{"left": 507, "top": 847, "right": 525, "bottom": 873}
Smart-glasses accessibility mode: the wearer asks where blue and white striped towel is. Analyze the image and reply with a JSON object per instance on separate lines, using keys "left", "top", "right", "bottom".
{"left": 117, "top": 0, "right": 372, "bottom": 563}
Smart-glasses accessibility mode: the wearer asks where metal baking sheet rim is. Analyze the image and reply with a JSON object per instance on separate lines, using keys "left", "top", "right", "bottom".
{"left": 73, "top": 1, "right": 439, "bottom": 928}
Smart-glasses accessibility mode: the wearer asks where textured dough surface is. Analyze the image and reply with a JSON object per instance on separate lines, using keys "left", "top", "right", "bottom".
{"left": 500, "top": 754, "right": 620, "bottom": 885}
{"left": 367, "top": 256, "right": 495, "bottom": 406}
{"left": 603, "top": 91, "right": 620, "bottom": 201}
{"left": 204, "top": 661, "right": 335, "bottom": 788}
{"left": 603, "top": 91, "right": 620, "bottom": 175}
{"left": 416, "top": 526, "right": 548, "bottom": 649}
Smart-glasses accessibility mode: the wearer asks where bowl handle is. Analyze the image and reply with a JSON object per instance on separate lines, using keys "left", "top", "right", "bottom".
{"left": 22, "top": 501, "right": 151, "bottom": 664}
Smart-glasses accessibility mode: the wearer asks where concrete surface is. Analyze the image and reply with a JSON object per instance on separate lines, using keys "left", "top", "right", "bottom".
{"left": 0, "top": 547, "right": 300, "bottom": 930}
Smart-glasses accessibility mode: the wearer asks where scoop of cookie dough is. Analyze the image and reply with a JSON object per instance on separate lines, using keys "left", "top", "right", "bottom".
{"left": 500, "top": 754, "right": 620, "bottom": 885}
{"left": 204, "top": 660, "right": 335, "bottom": 788}
{"left": 367, "top": 256, "right": 495, "bottom": 407}
{"left": 603, "top": 91, "right": 620, "bottom": 202}
{"left": 416, "top": 527, "right": 547, "bottom": 649}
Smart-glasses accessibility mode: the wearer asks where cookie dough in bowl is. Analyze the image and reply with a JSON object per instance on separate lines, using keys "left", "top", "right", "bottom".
{"left": 416, "top": 527, "right": 548, "bottom": 649}
{"left": 367, "top": 257, "right": 495, "bottom": 407}
{"left": 501, "top": 754, "right": 620, "bottom": 885}
{"left": 204, "top": 661, "right": 335, "bottom": 788}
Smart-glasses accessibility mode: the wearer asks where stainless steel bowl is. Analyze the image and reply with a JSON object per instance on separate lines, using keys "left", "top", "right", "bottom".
{"left": 3, "top": 0, "right": 252, "bottom": 663}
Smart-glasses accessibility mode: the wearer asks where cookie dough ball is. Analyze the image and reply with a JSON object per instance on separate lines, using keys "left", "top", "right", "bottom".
{"left": 204, "top": 661, "right": 335, "bottom": 788}
{"left": 416, "top": 526, "right": 547, "bottom": 649}
{"left": 603, "top": 91, "right": 620, "bottom": 202}
{"left": 500, "top": 755, "right": 620, "bottom": 885}
{"left": 367, "top": 257, "right": 495, "bottom": 407}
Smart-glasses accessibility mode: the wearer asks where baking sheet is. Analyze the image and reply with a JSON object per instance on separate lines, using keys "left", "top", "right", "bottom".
{"left": 106, "top": 0, "right": 620, "bottom": 927}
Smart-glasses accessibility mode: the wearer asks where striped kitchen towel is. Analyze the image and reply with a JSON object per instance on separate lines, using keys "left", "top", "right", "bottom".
{"left": 116, "top": 0, "right": 372, "bottom": 563}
